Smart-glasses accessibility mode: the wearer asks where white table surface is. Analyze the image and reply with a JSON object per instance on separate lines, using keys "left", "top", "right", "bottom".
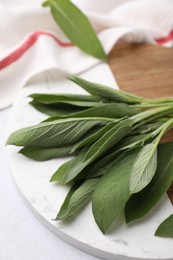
{"left": 0, "top": 108, "right": 99, "bottom": 260}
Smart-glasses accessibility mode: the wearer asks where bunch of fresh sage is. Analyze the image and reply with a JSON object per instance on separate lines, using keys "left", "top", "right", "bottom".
{"left": 7, "top": 76, "right": 173, "bottom": 237}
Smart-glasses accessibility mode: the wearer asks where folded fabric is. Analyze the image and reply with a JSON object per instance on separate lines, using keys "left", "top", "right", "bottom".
{"left": 0, "top": 0, "right": 173, "bottom": 109}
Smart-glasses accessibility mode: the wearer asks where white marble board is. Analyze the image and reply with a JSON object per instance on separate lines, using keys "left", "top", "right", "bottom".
{"left": 6, "top": 63, "right": 173, "bottom": 260}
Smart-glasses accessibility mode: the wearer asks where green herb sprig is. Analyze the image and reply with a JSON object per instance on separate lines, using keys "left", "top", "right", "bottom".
{"left": 43, "top": 0, "right": 107, "bottom": 61}
{"left": 7, "top": 76, "right": 173, "bottom": 237}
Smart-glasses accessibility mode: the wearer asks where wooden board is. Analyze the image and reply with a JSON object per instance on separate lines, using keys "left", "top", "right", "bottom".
{"left": 108, "top": 43, "right": 173, "bottom": 203}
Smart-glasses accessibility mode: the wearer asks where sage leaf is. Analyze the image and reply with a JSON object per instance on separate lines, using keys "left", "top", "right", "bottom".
{"left": 6, "top": 118, "right": 109, "bottom": 148}
{"left": 50, "top": 146, "right": 88, "bottom": 182}
{"left": 43, "top": 0, "right": 107, "bottom": 61}
{"left": 130, "top": 143, "right": 157, "bottom": 194}
{"left": 131, "top": 105, "right": 173, "bottom": 124}
{"left": 42, "top": 103, "right": 138, "bottom": 121}
{"left": 155, "top": 214, "right": 173, "bottom": 238}
{"left": 31, "top": 99, "right": 101, "bottom": 108}
{"left": 116, "top": 133, "right": 150, "bottom": 150}
{"left": 69, "top": 76, "right": 145, "bottom": 104}
{"left": 30, "top": 93, "right": 104, "bottom": 104}
{"left": 55, "top": 180, "right": 82, "bottom": 219}
{"left": 30, "top": 99, "right": 103, "bottom": 117}
{"left": 71, "top": 121, "right": 120, "bottom": 153}
{"left": 125, "top": 143, "right": 173, "bottom": 222}
{"left": 19, "top": 146, "right": 73, "bottom": 161}
{"left": 83, "top": 119, "right": 133, "bottom": 161}
{"left": 56, "top": 178, "right": 99, "bottom": 220}
{"left": 30, "top": 100, "right": 85, "bottom": 117}
{"left": 129, "top": 119, "right": 173, "bottom": 194}
{"left": 87, "top": 140, "right": 145, "bottom": 179}
{"left": 131, "top": 122, "right": 164, "bottom": 135}
{"left": 85, "top": 149, "right": 123, "bottom": 179}
{"left": 50, "top": 158, "right": 74, "bottom": 182}
{"left": 73, "top": 129, "right": 139, "bottom": 180}
{"left": 61, "top": 119, "right": 133, "bottom": 184}
{"left": 78, "top": 139, "right": 143, "bottom": 180}
{"left": 92, "top": 147, "right": 141, "bottom": 234}
{"left": 84, "top": 129, "right": 148, "bottom": 180}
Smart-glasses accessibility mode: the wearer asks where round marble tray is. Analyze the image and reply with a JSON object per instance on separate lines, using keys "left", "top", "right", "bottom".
{"left": 6, "top": 64, "right": 173, "bottom": 260}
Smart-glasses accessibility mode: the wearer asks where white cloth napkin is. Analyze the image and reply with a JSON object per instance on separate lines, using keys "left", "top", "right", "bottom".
{"left": 0, "top": 0, "right": 173, "bottom": 109}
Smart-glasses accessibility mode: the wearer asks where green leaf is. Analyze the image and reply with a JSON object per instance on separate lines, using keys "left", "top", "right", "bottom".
{"left": 7, "top": 118, "right": 109, "bottom": 148}
{"left": 129, "top": 119, "right": 173, "bottom": 194}
{"left": 60, "top": 119, "right": 133, "bottom": 184}
{"left": 19, "top": 146, "right": 73, "bottom": 161}
{"left": 43, "top": 0, "right": 107, "bottom": 61}
{"left": 69, "top": 76, "right": 145, "bottom": 104}
{"left": 30, "top": 100, "right": 85, "bottom": 117}
{"left": 92, "top": 147, "right": 141, "bottom": 233}
{"left": 86, "top": 135, "right": 146, "bottom": 179}
{"left": 155, "top": 214, "right": 173, "bottom": 238}
{"left": 129, "top": 143, "right": 157, "bottom": 193}
{"left": 71, "top": 121, "right": 120, "bottom": 153}
{"left": 42, "top": 1, "right": 49, "bottom": 7}
{"left": 30, "top": 99, "right": 104, "bottom": 117}
{"left": 55, "top": 178, "right": 99, "bottom": 220}
{"left": 131, "top": 105, "right": 173, "bottom": 124}
{"left": 131, "top": 122, "right": 164, "bottom": 135}
{"left": 43, "top": 103, "right": 138, "bottom": 121}
{"left": 116, "top": 133, "right": 150, "bottom": 150}
{"left": 50, "top": 146, "right": 88, "bottom": 182}
{"left": 31, "top": 99, "right": 101, "bottom": 108}
{"left": 85, "top": 149, "right": 123, "bottom": 179}
{"left": 55, "top": 180, "right": 82, "bottom": 218}
{"left": 125, "top": 142, "right": 173, "bottom": 222}
{"left": 77, "top": 135, "right": 145, "bottom": 180}
{"left": 84, "top": 119, "right": 133, "bottom": 161}
{"left": 30, "top": 93, "right": 104, "bottom": 104}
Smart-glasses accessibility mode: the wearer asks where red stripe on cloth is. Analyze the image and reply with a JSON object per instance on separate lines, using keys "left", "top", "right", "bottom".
{"left": 0, "top": 31, "right": 73, "bottom": 70}
{"left": 155, "top": 29, "right": 173, "bottom": 44}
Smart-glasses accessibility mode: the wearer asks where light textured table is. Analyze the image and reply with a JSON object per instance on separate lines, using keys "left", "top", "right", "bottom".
{"left": 1, "top": 44, "right": 173, "bottom": 260}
